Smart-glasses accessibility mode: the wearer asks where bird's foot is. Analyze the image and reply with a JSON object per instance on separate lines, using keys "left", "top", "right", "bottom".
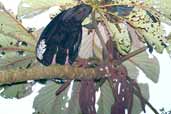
{"left": 65, "top": 49, "right": 70, "bottom": 65}
{"left": 73, "top": 58, "right": 97, "bottom": 68}
{"left": 52, "top": 54, "right": 56, "bottom": 64}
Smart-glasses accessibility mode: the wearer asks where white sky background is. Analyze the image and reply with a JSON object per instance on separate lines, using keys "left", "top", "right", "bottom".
{"left": 0, "top": 0, "right": 171, "bottom": 114}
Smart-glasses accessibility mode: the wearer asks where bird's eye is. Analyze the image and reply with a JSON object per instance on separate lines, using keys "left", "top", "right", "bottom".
{"left": 77, "top": 10, "right": 82, "bottom": 15}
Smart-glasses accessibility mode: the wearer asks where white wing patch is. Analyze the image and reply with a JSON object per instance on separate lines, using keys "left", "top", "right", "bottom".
{"left": 36, "top": 39, "right": 47, "bottom": 60}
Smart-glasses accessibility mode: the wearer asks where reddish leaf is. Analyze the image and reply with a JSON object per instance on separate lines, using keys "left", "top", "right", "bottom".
{"left": 79, "top": 80, "right": 96, "bottom": 114}
{"left": 111, "top": 102, "right": 125, "bottom": 114}
{"left": 105, "top": 39, "right": 120, "bottom": 60}
{"left": 109, "top": 66, "right": 133, "bottom": 114}
{"left": 110, "top": 79, "right": 133, "bottom": 114}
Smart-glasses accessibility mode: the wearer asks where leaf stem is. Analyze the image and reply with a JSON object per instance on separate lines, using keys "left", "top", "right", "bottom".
{"left": 0, "top": 47, "right": 34, "bottom": 53}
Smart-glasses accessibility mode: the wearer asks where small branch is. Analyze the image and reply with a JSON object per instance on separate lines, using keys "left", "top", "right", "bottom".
{"left": 134, "top": 90, "right": 159, "bottom": 114}
{"left": 0, "top": 46, "right": 147, "bottom": 85}
{"left": 56, "top": 80, "right": 71, "bottom": 95}
{"left": 0, "top": 65, "right": 106, "bottom": 84}
{"left": 119, "top": 46, "right": 147, "bottom": 64}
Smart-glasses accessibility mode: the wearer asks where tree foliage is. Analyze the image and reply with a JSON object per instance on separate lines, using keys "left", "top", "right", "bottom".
{"left": 0, "top": 0, "right": 171, "bottom": 114}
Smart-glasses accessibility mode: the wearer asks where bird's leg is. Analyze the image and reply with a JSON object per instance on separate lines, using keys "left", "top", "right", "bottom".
{"left": 74, "top": 58, "right": 89, "bottom": 67}
{"left": 51, "top": 54, "right": 56, "bottom": 64}
{"left": 51, "top": 54, "right": 67, "bottom": 84}
{"left": 65, "top": 49, "right": 70, "bottom": 64}
{"left": 56, "top": 49, "right": 71, "bottom": 96}
{"left": 73, "top": 58, "right": 97, "bottom": 68}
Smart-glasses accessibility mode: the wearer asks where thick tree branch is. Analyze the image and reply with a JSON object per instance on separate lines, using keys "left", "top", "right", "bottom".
{"left": 0, "top": 65, "right": 107, "bottom": 84}
{"left": 0, "top": 46, "right": 147, "bottom": 85}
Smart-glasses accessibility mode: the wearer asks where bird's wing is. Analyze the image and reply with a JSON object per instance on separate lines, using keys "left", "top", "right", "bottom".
{"left": 55, "top": 28, "right": 82, "bottom": 65}
{"left": 36, "top": 38, "right": 58, "bottom": 66}
{"left": 35, "top": 11, "right": 66, "bottom": 66}
{"left": 68, "top": 29, "right": 82, "bottom": 64}
{"left": 40, "top": 11, "right": 66, "bottom": 39}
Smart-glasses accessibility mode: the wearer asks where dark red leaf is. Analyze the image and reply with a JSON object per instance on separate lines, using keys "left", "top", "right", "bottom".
{"left": 111, "top": 102, "right": 125, "bottom": 114}
{"left": 110, "top": 79, "right": 133, "bottom": 114}
{"left": 105, "top": 39, "right": 120, "bottom": 60}
{"left": 109, "top": 66, "right": 133, "bottom": 114}
{"left": 79, "top": 80, "right": 96, "bottom": 114}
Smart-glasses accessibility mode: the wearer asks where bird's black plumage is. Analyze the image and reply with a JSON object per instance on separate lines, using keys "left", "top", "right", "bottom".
{"left": 36, "top": 4, "right": 92, "bottom": 66}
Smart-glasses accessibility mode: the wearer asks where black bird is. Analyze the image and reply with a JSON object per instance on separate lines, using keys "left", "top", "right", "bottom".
{"left": 36, "top": 4, "right": 92, "bottom": 66}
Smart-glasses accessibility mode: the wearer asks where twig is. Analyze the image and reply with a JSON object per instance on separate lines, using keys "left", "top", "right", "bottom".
{"left": 56, "top": 80, "right": 71, "bottom": 95}
{"left": 134, "top": 90, "right": 159, "bottom": 114}
{"left": 127, "top": 75, "right": 159, "bottom": 114}
{"left": 120, "top": 46, "right": 147, "bottom": 63}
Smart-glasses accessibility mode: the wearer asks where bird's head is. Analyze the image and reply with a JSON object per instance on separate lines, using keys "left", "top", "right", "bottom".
{"left": 62, "top": 4, "right": 92, "bottom": 22}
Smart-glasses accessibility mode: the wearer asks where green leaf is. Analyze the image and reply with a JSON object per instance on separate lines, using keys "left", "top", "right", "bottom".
{"left": 113, "top": 24, "right": 132, "bottom": 55}
{"left": 125, "top": 6, "right": 167, "bottom": 53}
{"left": 33, "top": 81, "right": 67, "bottom": 114}
{"left": 0, "top": 9, "right": 36, "bottom": 70}
{"left": 97, "top": 81, "right": 114, "bottom": 114}
{"left": 0, "top": 83, "right": 33, "bottom": 99}
{"left": 64, "top": 82, "right": 82, "bottom": 114}
{"left": 132, "top": 83, "right": 149, "bottom": 114}
{"left": 0, "top": 1, "right": 5, "bottom": 9}
{"left": 123, "top": 61, "right": 139, "bottom": 79}
{"left": 130, "top": 52, "right": 160, "bottom": 83}
{"left": 33, "top": 81, "right": 82, "bottom": 114}
{"left": 106, "top": 22, "right": 132, "bottom": 55}
{"left": 148, "top": 0, "right": 171, "bottom": 25}
{"left": 0, "top": 11, "right": 36, "bottom": 45}
{"left": 0, "top": 50, "right": 35, "bottom": 70}
{"left": 97, "top": 81, "right": 149, "bottom": 114}
{"left": 18, "top": 0, "right": 75, "bottom": 18}
{"left": 140, "top": 23, "right": 165, "bottom": 53}
{"left": 166, "top": 33, "right": 171, "bottom": 55}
